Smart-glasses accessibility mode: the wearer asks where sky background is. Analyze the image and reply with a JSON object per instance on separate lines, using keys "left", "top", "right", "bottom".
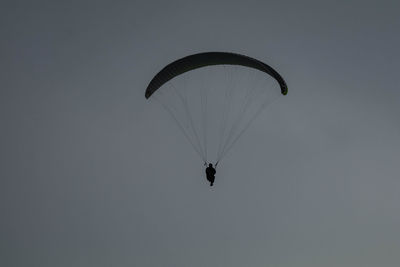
{"left": 1, "top": 0, "right": 400, "bottom": 266}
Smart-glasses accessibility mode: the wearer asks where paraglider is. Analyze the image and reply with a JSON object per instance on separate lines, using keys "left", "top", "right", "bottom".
{"left": 145, "top": 52, "right": 287, "bottom": 186}
{"left": 205, "top": 163, "right": 216, "bottom": 186}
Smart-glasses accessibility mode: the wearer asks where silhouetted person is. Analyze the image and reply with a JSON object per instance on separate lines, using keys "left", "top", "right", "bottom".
{"left": 205, "top": 163, "right": 216, "bottom": 186}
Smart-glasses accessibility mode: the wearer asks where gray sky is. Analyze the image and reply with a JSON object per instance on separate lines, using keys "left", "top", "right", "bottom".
{"left": 1, "top": 0, "right": 400, "bottom": 266}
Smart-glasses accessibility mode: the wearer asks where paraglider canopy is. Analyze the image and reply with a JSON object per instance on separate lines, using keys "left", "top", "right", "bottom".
{"left": 145, "top": 52, "right": 287, "bottom": 99}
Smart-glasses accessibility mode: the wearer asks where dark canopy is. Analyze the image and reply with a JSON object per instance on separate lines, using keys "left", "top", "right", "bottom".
{"left": 145, "top": 52, "right": 288, "bottom": 99}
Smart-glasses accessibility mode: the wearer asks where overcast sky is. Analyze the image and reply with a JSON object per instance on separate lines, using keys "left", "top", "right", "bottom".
{"left": 1, "top": 0, "right": 400, "bottom": 266}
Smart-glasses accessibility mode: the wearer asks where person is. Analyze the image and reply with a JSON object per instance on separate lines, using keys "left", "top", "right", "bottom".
{"left": 205, "top": 163, "right": 216, "bottom": 186}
